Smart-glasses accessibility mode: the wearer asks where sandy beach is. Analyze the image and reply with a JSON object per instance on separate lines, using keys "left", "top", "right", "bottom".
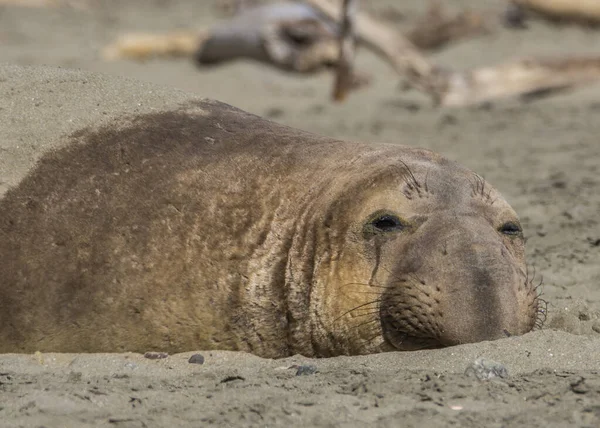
{"left": 1, "top": 0, "right": 600, "bottom": 426}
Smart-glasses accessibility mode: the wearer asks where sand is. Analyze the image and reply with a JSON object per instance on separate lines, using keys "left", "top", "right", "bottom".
{"left": 0, "top": 0, "right": 599, "bottom": 426}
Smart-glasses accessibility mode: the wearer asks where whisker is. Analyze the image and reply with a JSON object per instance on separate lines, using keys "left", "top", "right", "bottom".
{"left": 364, "top": 331, "right": 387, "bottom": 346}
{"left": 346, "top": 310, "right": 381, "bottom": 321}
{"left": 534, "top": 298, "right": 548, "bottom": 329}
{"left": 408, "top": 272, "right": 426, "bottom": 285}
{"left": 350, "top": 316, "right": 382, "bottom": 331}
{"left": 478, "top": 174, "right": 486, "bottom": 197}
{"left": 341, "top": 282, "right": 389, "bottom": 289}
{"left": 398, "top": 159, "right": 421, "bottom": 188}
{"left": 334, "top": 300, "right": 381, "bottom": 322}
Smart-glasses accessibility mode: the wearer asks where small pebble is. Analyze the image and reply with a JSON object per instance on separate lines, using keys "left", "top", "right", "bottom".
{"left": 570, "top": 377, "right": 589, "bottom": 394}
{"left": 464, "top": 358, "right": 508, "bottom": 380}
{"left": 295, "top": 365, "right": 318, "bottom": 376}
{"left": 143, "top": 352, "right": 169, "bottom": 360}
{"left": 188, "top": 354, "right": 205, "bottom": 365}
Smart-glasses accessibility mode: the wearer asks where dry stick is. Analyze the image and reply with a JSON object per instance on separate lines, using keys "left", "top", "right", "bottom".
{"left": 305, "top": 0, "right": 439, "bottom": 99}
{"left": 101, "top": 0, "right": 600, "bottom": 106}
{"left": 332, "top": 0, "right": 358, "bottom": 102}
{"left": 442, "top": 56, "right": 600, "bottom": 106}
{"left": 102, "top": 31, "right": 209, "bottom": 62}
{"left": 511, "top": 0, "right": 600, "bottom": 25}
{"left": 307, "top": 0, "right": 600, "bottom": 106}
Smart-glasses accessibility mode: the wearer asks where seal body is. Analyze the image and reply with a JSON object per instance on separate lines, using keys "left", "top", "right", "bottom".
{"left": 0, "top": 66, "right": 539, "bottom": 358}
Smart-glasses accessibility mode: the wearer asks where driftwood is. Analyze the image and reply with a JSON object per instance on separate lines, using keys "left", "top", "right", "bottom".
{"left": 102, "top": 31, "right": 209, "bottom": 62}
{"left": 308, "top": 0, "right": 600, "bottom": 106}
{"left": 332, "top": 0, "right": 357, "bottom": 102}
{"left": 103, "top": 2, "right": 370, "bottom": 99}
{"left": 439, "top": 56, "right": 600, "bottom": 106}
{"left": 103, "top": 3, "right": 341, "bottom": 74}
{"left": 102, "top": 1, "right": 485, "bottom": 71}
{"left": 405, "top": 1, "right": 489, "bottom": 51}
{"left": 510, "top": 0, "right": 600, "bottom": 25}
{"left": 102, "top": 0, "right": 600, "bottom": 106}
{"left": 305, "top": 0, "right": 437, "bottom": 95}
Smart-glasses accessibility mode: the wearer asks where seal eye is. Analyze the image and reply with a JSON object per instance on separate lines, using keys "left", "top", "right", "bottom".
{"left": 499, "top": 221, "right": 522, "bottom": 236}
{"left": 371, "top": 214, "right": 405, "bottom": 232}
{"left": 363, "top": 211, "right": 407, "bottom": 238}
{"left": 373, "top": 215, "right": 403, "bottom": 231}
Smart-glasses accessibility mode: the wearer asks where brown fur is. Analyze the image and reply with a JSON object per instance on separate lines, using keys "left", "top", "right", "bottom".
{"left": 0, "top": 76, "right": 540, "bottom": 358}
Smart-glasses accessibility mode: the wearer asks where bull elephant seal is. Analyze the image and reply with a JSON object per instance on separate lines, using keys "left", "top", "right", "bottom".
{"left": 0, "top": 65, "right": 542, "bottom": 358}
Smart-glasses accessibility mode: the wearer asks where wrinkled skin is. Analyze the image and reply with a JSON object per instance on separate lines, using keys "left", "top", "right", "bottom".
{"left": 0, "top": 90, "right": 540, "bottom": 359}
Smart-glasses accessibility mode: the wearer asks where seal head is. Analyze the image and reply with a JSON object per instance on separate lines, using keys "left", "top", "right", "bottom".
{"left": 289, "top": 153, "right": 540, "bottom": 355}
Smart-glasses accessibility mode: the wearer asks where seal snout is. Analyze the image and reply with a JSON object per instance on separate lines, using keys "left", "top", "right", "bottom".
{"left": 381, "top": 218, "right": 537, "bottom": 351}
{"left": 434, "top": 237, "right": 534, "bottom": 347}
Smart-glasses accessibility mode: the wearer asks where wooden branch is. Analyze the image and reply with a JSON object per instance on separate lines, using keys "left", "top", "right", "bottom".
{"left": 511, "top": 0, "right": 600, "bottom": 25}
{"left": 100, "top": 0, "right": 600, "bottom": 106}
{"left": 441, "top": 56, "right": 600, "bottom": 106}
{"left": 305, "top": 0, "right": 437, "bottom": 96}
{"left": 102, "top": 31, "right": 208, "bottom": 62}
{"left": 101, "top": 3, "right": 367, "bottom": 83}
{"left": 308, "top": 0, "right": 600, "bottom": 106}
{"left": 332, "top": 0, "right": 358, "bottom": 102}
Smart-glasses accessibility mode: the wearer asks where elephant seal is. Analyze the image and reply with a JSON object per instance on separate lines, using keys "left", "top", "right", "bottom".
{"left": 102, "top": 2, "right": 342, "bottom": 74}
{"left": 0, "top": 65, "right": 542, "bottom": 358}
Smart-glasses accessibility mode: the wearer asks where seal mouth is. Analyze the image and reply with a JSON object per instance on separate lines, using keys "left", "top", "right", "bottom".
{"left": 381, "top": 314, "right": 445, "bottom": 351}
{"left": 384, "top": 329, "right": 444, "bottom": 351}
